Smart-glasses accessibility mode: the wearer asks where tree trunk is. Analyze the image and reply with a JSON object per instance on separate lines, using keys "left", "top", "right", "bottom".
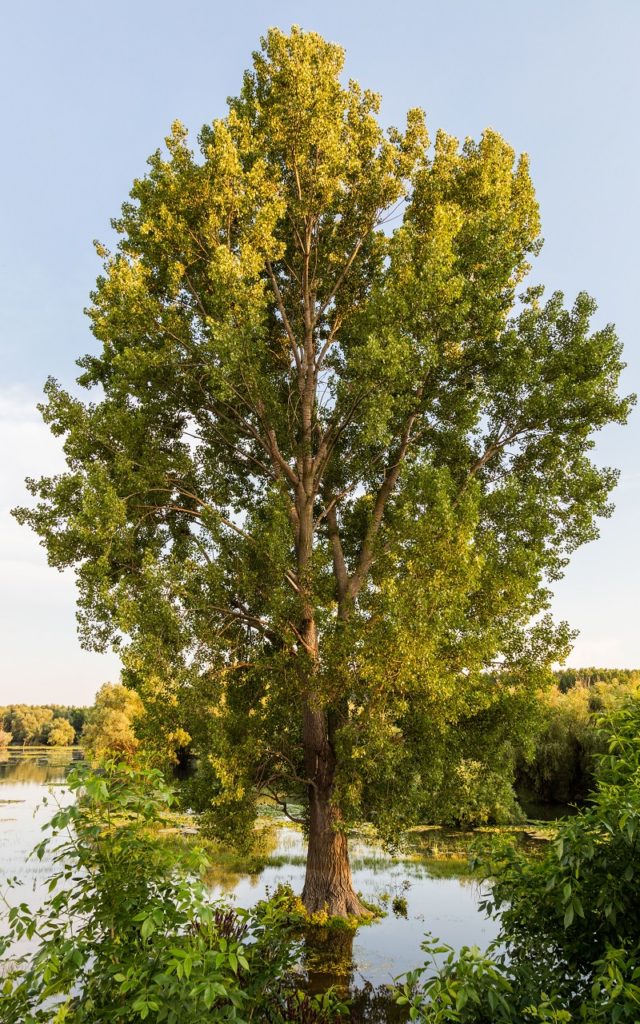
{"left": 301, "top": 703, "right": 370, "bottom": 918}
{"left": 302, "top": 783, "right": 370, "bottom": 917}
{"left": 295, "top": 495, "right": 368, "bottom": 918}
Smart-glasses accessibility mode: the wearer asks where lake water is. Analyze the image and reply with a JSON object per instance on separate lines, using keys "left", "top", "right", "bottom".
{"left": 0, "top": 749, "right": 503, "bottom": 1012}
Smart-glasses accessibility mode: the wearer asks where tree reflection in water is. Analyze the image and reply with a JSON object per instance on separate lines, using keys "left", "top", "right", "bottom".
{"left": 0, "top": 747, "right": 80, "bottom": 785}
{"left": 302, "top": 928, "right": 406, "bottom": 1023}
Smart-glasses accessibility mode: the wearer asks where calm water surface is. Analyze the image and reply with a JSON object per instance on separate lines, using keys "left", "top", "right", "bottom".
{"left": 0, "top": 748, "right": 80, "bottom": 898}
{"left": 206, "top": 825, "right": 499, "bottom": 985}
{"left": 0, "top": 750, "right": 500, "bottom": 999}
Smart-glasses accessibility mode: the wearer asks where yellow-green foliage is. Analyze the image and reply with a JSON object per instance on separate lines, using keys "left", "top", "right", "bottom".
{"left": 43, "top": 717, "right": 76, "bottom": 747}
{"left": 81, "top": 682, "right": 144, "bottom": 762}
{"left": 519, "top": 670, "right": 640, "bottom": 804}
{"left": 259, "top": 883, "right": 380, "bottom": 933}
{"left": 0, "top": 704, "right": 86, "bottom": 745}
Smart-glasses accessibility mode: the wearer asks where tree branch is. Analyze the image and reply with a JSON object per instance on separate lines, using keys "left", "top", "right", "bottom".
{"left": 265, "top": 259, "right": 302, "bottom": 372}
{"left": 313, "top": 389, "right": 368, "bottom": 487}
{"left": 326, "top": 502, "right": 349, "bottom": 605}
{"left": 348, "top": 409, "right": 418, "bottom": 599}
{"left": 315, "top": 314, "right": 343, "bottom": 370}
{"left": 313, "top": 238, "right": 364, "bottom": 328}
{"left": 261, "top": 786, "right": 307, "bottom": 824}
{"left": 208, "top": 602, "right": 280, "bottom": 646}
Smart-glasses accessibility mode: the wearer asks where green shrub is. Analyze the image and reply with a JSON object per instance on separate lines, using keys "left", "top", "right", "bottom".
{"left": 395, "top": 697, "right": 640, "bottom": 1022}
{"left": 0, "top": 761, "right": 345, "bottom": 1023}
{"left": 433, "top": 757, "right": 524, "bottom": 828}
{"left": 518, "top": 674, "right": 640, "bottom": 807}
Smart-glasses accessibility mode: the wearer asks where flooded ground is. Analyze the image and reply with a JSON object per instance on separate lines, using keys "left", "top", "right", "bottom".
{"left": 0, "top": 749, "right": 508, "bottom": 1007}
{"left": 204, "top": 823, "right": 499, "bottom": 987}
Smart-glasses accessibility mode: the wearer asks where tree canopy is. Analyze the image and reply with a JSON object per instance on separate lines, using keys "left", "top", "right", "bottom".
{"left": 81, "top": 683, "right": 144, "bottom": 762}
{"left": 15, "top": 27, "right": 632, "bottom": 914}
{"left": 44, "top": 717, "right": 77, "bottom": 747}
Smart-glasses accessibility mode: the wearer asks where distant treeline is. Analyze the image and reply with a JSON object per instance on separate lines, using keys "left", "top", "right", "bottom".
{"left": 0, "top": 705, "right": 89, "bottom": 747}
{"left": 2, "top": 668, "right": 639, "bottom": 816}
{"left": 553, "top": 666, "right": 640, "bottom": 692}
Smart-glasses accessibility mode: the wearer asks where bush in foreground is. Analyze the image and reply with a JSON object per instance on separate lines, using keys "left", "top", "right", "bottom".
{"left": 0, "top": 761, "right": 344, "bottom": 1023}
{"left": 395, "top": 698, "right": 640, "bottom": 1021}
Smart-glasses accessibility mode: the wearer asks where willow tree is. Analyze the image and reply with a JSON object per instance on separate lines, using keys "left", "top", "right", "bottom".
{"left": 16, "top": 28, "right": 631, "bottom": 917}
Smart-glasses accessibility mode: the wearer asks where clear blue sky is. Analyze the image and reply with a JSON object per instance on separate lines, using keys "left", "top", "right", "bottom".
{"left": 1, "top": 0, "right": 638, "bottom": 704}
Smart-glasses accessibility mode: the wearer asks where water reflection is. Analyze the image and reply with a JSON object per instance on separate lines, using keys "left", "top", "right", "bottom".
{"left": 303, "top": 926, "right": 357, "bottom": 992}
{"left": 0, "top": 745, "right": 80, "bottom": 779}
{"left": 0, "top": 748, "right": 83, "bottom": 964}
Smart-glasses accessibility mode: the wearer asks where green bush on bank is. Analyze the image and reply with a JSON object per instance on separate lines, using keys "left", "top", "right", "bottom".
{"left": 395, "top": 697, "right": 640, "bottom": 1022}
{"left": 517, "top": 671, "right": 640, "bottom": 807}
{"left": 0, "top": 761, "right": 345, "bottom": 1023}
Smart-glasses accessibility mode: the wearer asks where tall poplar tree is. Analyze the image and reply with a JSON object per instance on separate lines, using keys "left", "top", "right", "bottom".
{"left": 16, "top": 28, "right": 632, "bottom": 916}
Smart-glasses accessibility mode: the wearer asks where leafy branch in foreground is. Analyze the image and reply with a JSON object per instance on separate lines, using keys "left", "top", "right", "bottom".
{"left": 0, "top": 761, "right": 345, "bottom": 1023}
{"left": 394, "top": 697, "right": 640, "bottom": 1022}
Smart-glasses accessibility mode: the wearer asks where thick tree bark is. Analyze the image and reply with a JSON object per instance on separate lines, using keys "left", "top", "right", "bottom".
{"left": 301, "top": 702, "right": 370, "bottom": 918}
{"left": 302, "top": 782, "right": 370, "bottom": 917}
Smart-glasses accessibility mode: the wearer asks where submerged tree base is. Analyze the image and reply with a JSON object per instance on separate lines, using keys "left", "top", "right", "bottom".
{"left": 271, "top": 883, "right": 380, "bottom": 931}
{"left": 302, "top": 883, "right": 374, "bottom": 921}
{"left": 302, "top": 781, "right": 375, "bottom": 921}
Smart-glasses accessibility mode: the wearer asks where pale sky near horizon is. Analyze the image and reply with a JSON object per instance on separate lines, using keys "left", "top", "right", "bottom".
{"left": 1, "top": 1, "right": 638, "bottom": 705}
